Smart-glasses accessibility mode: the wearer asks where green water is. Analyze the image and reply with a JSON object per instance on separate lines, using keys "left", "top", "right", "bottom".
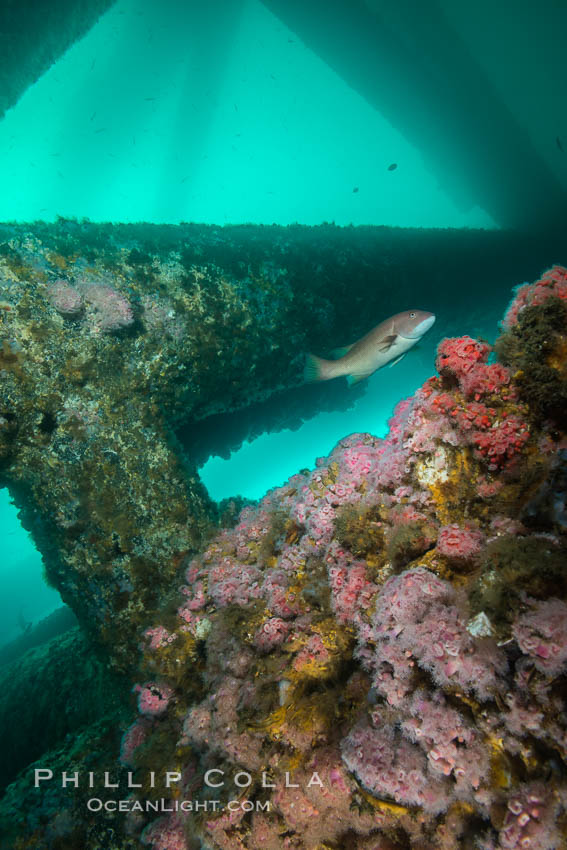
{"left": 0, "top": 0, "right": 494, "bottom": 228}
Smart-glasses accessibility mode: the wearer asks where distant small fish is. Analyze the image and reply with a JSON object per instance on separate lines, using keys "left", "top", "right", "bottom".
{"left": 353, "top": 186, "right": 359, "bottom": 193}
{"left": 387, "top": 163, "right": 398, "bottom": 171}
{"left": 557, "top": 136, "right": 564, "bottom": 153}
{"left": 305, "top": 310, "right": 436, "bottom": 385}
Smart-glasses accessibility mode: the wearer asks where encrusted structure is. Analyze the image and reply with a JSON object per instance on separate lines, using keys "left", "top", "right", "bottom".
{"left": 0, "top": 220, "right": 370, "bottom": 669}
{"left": 1, "top": 220, "right": 552, "bottom": 668}
{"left": 1, "top": 224, "right": 566, "bottom": 849}
{"left": 111, "top": 267, "right": 567, "bottom": 850}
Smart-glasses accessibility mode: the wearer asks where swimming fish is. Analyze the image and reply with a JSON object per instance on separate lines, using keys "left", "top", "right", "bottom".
{"left": 304, "top": 309, "right": 436, "bottom": 385}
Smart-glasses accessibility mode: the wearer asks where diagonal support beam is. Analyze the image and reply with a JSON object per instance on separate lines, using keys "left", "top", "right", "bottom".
{"left": 0, "top": 0, "right": 115, "bottom": 119}
{"left": 261, "top": 0, "right": 567, "bottom": 233}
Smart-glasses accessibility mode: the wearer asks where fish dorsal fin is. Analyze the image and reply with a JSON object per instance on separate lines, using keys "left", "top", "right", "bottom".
{"left": 330, "top": 343, "right": 355, "bottom": 359}
{"left": 377, "top": 333, "right": 398, "bottom": 352}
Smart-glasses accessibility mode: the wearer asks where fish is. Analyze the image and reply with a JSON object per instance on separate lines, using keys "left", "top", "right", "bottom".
{"left": 387, "top": 163, "right": 398, "bottom": 171}
{"left": 304, "top": 309, "right": 436, "bottom": 385}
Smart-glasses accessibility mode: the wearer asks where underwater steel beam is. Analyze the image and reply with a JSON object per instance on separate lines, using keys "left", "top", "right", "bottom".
{"left": 261, "top": 0, "right": 567, "bottom": 234}
{"left": 0, "top": 0, "right": 115, "bottom": 119}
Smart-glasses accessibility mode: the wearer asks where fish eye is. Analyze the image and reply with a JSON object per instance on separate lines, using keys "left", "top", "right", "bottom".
{"left": 409, "top": 311, "right": 416, "bottom": 318}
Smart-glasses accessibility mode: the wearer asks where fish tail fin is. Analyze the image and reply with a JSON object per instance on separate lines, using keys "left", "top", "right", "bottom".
{"left": 304, "top": 353, "right": 331, "bottom": 383}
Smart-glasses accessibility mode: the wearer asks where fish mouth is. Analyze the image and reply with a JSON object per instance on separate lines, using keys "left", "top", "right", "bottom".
{"left": 411, "top": 314, "right": 436, "bottom": 337}
{"left": 400, "top": 314, "right": 436, "bottom": 339}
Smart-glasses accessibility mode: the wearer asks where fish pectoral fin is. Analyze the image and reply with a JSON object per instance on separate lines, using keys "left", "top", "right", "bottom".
{"left": 346, "top": 372, "right": 370, "bottom": 386}
{"left": 388, "top": 353, "right": 406, "bottom": 368}
{"left": 330, "top": 343, "right": 354, "bottom": 359}
{"left": 377, "top": 334, "right": 398, "bottom": 352}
